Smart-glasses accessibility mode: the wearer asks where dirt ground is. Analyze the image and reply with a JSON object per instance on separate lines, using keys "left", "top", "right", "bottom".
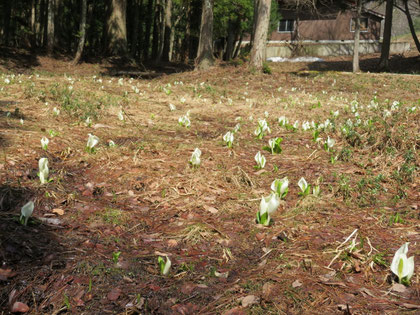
{"left": 0, "top": 50, "right": 419, "bottom": 314}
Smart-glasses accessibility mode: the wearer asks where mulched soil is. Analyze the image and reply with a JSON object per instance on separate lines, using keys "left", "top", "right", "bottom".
{"left": 0, "top": 49, "right": 419, "bottom": 314}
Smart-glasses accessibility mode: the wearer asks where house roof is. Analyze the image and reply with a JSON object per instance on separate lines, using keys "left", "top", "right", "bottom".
{"left": 362, "top": 8, "right": 385, "bottom": 19}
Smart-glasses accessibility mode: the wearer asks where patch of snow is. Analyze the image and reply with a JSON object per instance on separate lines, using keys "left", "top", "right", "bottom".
{"left": 267, "top": 56, "right": 324, "bottom": 63}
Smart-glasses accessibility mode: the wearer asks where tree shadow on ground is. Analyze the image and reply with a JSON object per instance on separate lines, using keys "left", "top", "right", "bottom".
{"left": 0, "top": 46, "right": 41, "bottom": 73}
{"left": 0, "top": 100, "right": 26, "bottom": 148}
{"left": 0, "top": 184, "right": 67, "bottom": 312}
{"left": 98, "top": 56, "right": 194, "bottom": 79}
{"left": 307, "top": 53, "right": 420, "bottom": 74}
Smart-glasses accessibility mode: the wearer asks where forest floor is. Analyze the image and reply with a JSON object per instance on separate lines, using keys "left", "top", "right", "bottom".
{"left": 0, "top": 51, "right": 419, "bottom": 314}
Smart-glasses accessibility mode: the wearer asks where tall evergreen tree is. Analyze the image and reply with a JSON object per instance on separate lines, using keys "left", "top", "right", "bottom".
{"left": 107, "top": 0, "right": 128, "bottom": 55}
{"left": 250, "top": 0, "right": 271, "bottom": 70}
{"left": 73, "top": 0, "right": 87, "bottom": 64}
{"left": 378, "top": 0, "right": 393, "bottom": 71}
{"left": 353, "top": 0, "right": 362, "bottom": 73}
{"left": 196, "top": 0, "right": 215, "bottom": 70}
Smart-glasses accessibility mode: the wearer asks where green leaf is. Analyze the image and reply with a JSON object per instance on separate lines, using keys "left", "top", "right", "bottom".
{"left": 158, "top": 256, "right": 165, "bottom": 274}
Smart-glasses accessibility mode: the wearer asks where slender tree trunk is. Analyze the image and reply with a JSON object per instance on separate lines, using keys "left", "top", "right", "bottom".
{"left": 47, "top": 0, "right": 55, "bottom": 54}
{"left": 378, "top": 0, "right": 393, "bottom": 71}
{"left": 250, "top": 0, "right": 271, "bottom": 70}
{"left": 225, "top": 19, "right": 235, "bottom": 61}
{"left": 151, "top": 0, "right": 160, "bottom": 59}
{"left": 195, "top": 0, "right": 214, "bottom": 70}
{"left": 169, "top": 15, "right": 181, "bottom": 61}
{"left": 403, "top": 0, "right": 420, "bottom": 53}
{"left": 86, "top": 2, "right": 94, "bottom": 55}
{"left": 73, "top": 0, "right": 87, "bottom": 64}
{"left": 137, "top": 0, "right": 144, "bottom": 59}
{"left": 144, "top": 0, "right": 154, "bottom": 59}
{"left": 31, "top": 0, "right": 37, "bottom": 48}
{"left": 156, "top": 0, "right": 165, "bottom": 61}
{"left": 3, "top": 1, "right": 11, "bottom": 45}
{"left": 107, "top": 0, "right": 128, "bottom": 55}
{"left": 162, "top": 0, "right": 172, "bottom": 61}
{"left": 233, "top": 32, "right": 243, "bottom": 59}
{"left": 39, "top": 0, "right": 47, "bottom": 47}
{"left": 55, "top": 0, "right": 62, "bottom": 50}
{"left": 250, "top": 0, "right": 259, "bottom": 47}
{"left": 131, "top": 0, "right": 140, "bottom": 57}
{"left": 181, "top": 1, "right": 191, "bottom": 62}
{"left": 353, "top": 0, "right": 362, "bottom": 73}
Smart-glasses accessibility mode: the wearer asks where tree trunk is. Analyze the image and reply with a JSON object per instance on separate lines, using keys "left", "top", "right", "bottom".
{"left": 162, "top": 0, "right": 172, "bottom": 61}
{"left": 137, "top": 0, "right": 144, "bottom": 59}
{"left": 378, "top": 0, "right": 393, "bottom": 71}
{"left": 40, "top": 0, "right": 47, "bottom": 47}
{"left": 168, "top": 14, "right": 181, "bottom": 61}
{"left": 130, "top": 0, "right": 140, "bottom": 57}
{"left": 250, "top": 0, "right": 271, "bottom": 70}
{"left": 47, "top": 0, "right": 55, "bottom": 54}
{"left": 225, "top": 19, "right": 235, "bottom": 61}
{"left": 156, "top": 0, "right": 165, "bottom": 62}
{"left": 233, "top": 32, "right": 243, "bottom": 59}
{"left": 73, "top": 0, "right": 87, "bottom": 64}
{"left": 55, "top": 0, "right": 62, "bottom": 50}
{"left": 2, "top": 1, "right": 11, "bottom": 46}
{"left": 181, "top": 1, "right": 191, "bottom": 62}
{"left": 352, "top": 0, "right": 362, "bottom": 73}
{"left": 143, "top": 0, "right": 154, "bottom": 59}
{"left": 250, "top": 0, "right": 259, "bottom": 47}
{"left": 151, "top": 0, "right": 160, "bottom": 59}
{"left": 31, "top": 0, "right": 37, "bottom": 48}
{"left": 403, "top": 0, "right": 420, "bottom": 53}
{"left": 107, "top": 0, "right": 128, "bottom": 55}
{"left": 195, "top": 0, "right": 214, "bottom": 70}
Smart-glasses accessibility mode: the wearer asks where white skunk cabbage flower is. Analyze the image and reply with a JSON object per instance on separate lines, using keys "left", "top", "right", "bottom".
{"left": 38, "top": 158, "right": 49, "bottom": 184}
{"left": 118, "top": 110, "right": 124, "bottom": 121}
{"left": 254, "top": 119, "right": 270, "bottom": 139}
{"left": 266, "top": 137, "right": 283, "bottom": 154}
{"left": 298, "top": 177, "right": 310, "bottom": 196}
{"left": 85, "top": 116, "right": 92, "bottom": 127}
{"left": 278, "top": 116, "right": 288, "bottom": 126}
{"left": 313, "top": 185, "right": 320, "bottom": 197}
{"left": 390, "top": 243, "right": 415, "bottom": 283}
{"left": 325, "top": 136, "right": 335, "bottom": 151}
{"left": 233, "top": 123, "right": 241, "bottom": 133}
{"left": 158, "top": 256, "right": 172, "bottom": 276}
{"left": 324, "top": 119, "right": 331, "bottom": 128}
{"left": 41, "top": 137, "right": 49, "bottom": 151}
{"left": 118, "top": 78, "right": 123, "bottom": 86}
{"left": 180, "top": 97, "right": 186, "bottom": 103}
{"left": 20, "top": 201, "right": 34, "bottom": 226}
{"left": 189, "top": 148, "right": 201, "bottom": 167}
{"left": 169, "top": 104, "right": 176, "bottom": 111}
{"left": 178, "top": 115, "right": 191, "bottom": 128}
{"left": 257, "top": 193, "right": 280, "bottom": 226}
{"left": 293, "top": 121, "right": 299, "bottom": 129}
{"left": 391, "top": 101, "right": 400, "bottom": 111}
{"left": 254, "top": 151, "right": 266, "bottom": 169}
{"left": 86, "top": 133, "right": 99, "bottom": 152}
{"left": 108, "top": 140, "right": 116, "bottom": 147}
{"left": 302, "top": 121, "right": 310, "bottom": 131}
{"left": 53, "top": 107, "right": 60, "bottom": 116}
{"left": 223, "top": 131, "right": 234, "bottom": 148}
{"left": 332, "top": 110, "right": 339, "bottom": 118}
{"left": 271, "top": 177, "right": 289, "bottom": 199}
